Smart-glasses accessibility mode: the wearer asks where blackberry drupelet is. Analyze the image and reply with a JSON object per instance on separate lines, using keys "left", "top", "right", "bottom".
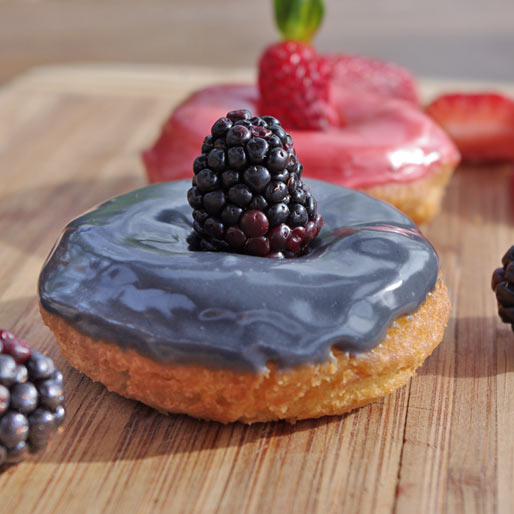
{"left": 0, "top": 329, "right": 65, "bottom": 469}
{"left": 187, "top": 110, "right": 323, "bottom": 257}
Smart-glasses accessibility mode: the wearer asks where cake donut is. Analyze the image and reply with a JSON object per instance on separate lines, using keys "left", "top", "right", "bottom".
{"left": 143, "top": 83, "right": 459, "bottom": 225}
{"left": 38, "top": 180, "right": 450, "bottom": 423}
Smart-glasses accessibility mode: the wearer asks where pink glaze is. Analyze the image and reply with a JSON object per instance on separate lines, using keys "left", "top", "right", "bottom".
{"left": 143, "top": 84, "right": 459, "bottom": 189}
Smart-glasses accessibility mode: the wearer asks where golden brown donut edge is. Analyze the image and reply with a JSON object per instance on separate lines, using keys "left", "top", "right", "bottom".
{"left": 39, "top": 277, "right": 451, "bottom": 424}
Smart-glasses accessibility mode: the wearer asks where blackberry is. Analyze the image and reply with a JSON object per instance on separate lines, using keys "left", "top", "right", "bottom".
{"left": 187, "top": 110, "right": 323, "bottom": 257}
{"left": 0, "top": 329, "right": 65, "bottom": 469}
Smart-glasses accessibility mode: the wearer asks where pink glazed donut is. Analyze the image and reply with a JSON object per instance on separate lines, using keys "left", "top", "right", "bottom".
{"left": 143, "top": 61, "right": 459, "bottom": 224}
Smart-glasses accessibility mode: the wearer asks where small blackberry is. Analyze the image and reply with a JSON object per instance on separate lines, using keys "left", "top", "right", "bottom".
{"left": 492, "top": 246, "right": 514, "bottom": 330}
{"left": 0, "top": 329, "right": 65, "bottom": 469}
{"left": 187, "top": 110, "right": 323, "bottom": 257}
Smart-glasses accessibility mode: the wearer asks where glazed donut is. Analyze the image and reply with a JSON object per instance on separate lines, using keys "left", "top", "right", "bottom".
{"left": 38, "top": 180, "right": 451, "bottom": 423}
{"left": 143, "top": 85, "right": 459, "bottom": 224}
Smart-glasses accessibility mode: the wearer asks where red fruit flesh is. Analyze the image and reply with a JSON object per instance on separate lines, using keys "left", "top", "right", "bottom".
{"left": 426, "top": 93, "right": 514, "bottom": 162}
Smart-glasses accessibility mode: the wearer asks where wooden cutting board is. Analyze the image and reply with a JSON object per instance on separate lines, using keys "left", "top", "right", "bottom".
{"left": 1, "top": 64, "right": 514, "bottom": 514}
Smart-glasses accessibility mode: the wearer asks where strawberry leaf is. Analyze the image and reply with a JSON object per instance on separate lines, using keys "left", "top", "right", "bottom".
{"left": 274, "top": 0, "right": 324, "bottom": 43}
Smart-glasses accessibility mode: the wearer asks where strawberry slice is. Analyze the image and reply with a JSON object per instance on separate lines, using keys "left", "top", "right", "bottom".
{"left": 426, "top": 93, "right": 514, "bottom": 162}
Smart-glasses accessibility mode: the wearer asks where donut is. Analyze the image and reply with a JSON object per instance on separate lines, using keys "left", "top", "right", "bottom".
{"left": 143, "top": 84, "right": 459, "bottom": 224}
{"left": 38, "top": 180, "right": 451, "bottom": 423}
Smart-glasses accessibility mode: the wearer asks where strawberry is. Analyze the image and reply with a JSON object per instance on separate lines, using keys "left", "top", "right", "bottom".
{"left": 258, "top": 0, "right": 420, "bottom": 129}
{"left": 331, "top": 54, "right": 419, "bottom": 104}
{"left": 258, "top": 0, "right": 338, "bottom": 130}
{"left": 426, "top": 93, "right": 514, "bottom": 162}
{"left": 258, "top": 41, "right": 338, "bottom": 130}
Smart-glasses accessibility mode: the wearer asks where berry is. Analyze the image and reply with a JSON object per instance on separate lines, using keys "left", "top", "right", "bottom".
{"left": 0, "top": 355, "right": 17, "bottom": 387}
{"left": 5, "top": 442, "right": 28, "bottom": 464}
{"left": 28, "top": 408, "right": 57, "bottom": 449}
{"left": 38, "top": 380, "right": 64, "bottom": 411}
{"left": 204, "top": 218, "right": 224, "bottom": 240}
{"left": 288, "top": 204, "right": 308, "bottom": 226}
{"left": 258, "top": 41, "right": 338, "bottom": 130}
{"left": 426, "top": 93, "right": 514, "bottom": 163}
{"left": 267, "top": 202, "right": 290, "bottom": 227}
{"left": 0, "top": 329, "right": 65, "bottom": 470}
{"left": 228, "top": 184, "right": 253, "bottom": 207}
{"left": 249, "top": 195, "right": 268, "bottom": 211}
{"left": 227, "top": 147, "right": 247, "bottom": 169}
{"left": 227, "top": 109, "right": 251, "bottom": 122}
{"left": 267, "top": 147, "right": 289, "bottom": 172}
{"left": 0, "top": 386, "right": 9, "bottom": 416}
{"left": 26, "top": 352, "right": 55, "bottom": 381}
{"left": 193, "top": 155, "right": 208, "bottom": 174}
{"left": 492, "top": 246, "right": 514, "bottom": 329}
{"left": 53, "top": 405, "right": 66, "bottom": 427}
{"left": 15, "top": 365, "right": 28, "bottom": 384}
{"left": 221, "top": 204, "right": 243, "bottom": 226}
{"left": 10, "top": 383, "right": 38, "bottom": 414}
{"left": 196, "top": 169, "right": 219, "bottom": 192}
{"left": 187, "top": 112, "right": 323, "bottom": 257}
{"left": 211, "top": 117, "right": 232, "bottom": 136}
{"left": 1, "top": 331, "right": 30, "bottom": 364}
{"left": 226, "top": 125, "right": 251, "bottom": 146}
{"left": 225, "top": 227, "right": 246, "bottom": 249}
{"left": 244, "top": 237, "right": 270, "bottom": 257}
{"left": 207, "top": 149, "right": 226, "bottom": 171}
{"left": 265, "top": 181, "right": 288, "bottom": 203}
{"left": 187, "top": 187, "right": 203, "bottom": 209}
{"left": 243, "top": 165, "right": 271, "bottom": 193}
{"left": 202, "top": 190, "right": 226, "bottom": 215}
{"left": 246, "top": 138, "right": 269, "bottom": 162}
{"left": 0, "top": 412, "right": 29, "bottom": 449}
{"left": 269, "top": 224, "right": 291, "bottom": 251}
{"left": 240, "top": 211, "right": 269, "bottom": 238}
{"left": 287, "top": 227, "right": 306, "bottom": 253}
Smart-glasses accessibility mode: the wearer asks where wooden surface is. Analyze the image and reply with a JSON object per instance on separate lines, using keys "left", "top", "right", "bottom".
{"left": 1, "top": 0, "right": 514, "bottom": 84}
{"left": 1, "top": 64, "right": 514, "bottom": 514}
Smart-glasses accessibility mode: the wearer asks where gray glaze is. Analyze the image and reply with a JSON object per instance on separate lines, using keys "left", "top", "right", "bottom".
{"left": 38, "top": 180, "right": 439, "bottom": 372}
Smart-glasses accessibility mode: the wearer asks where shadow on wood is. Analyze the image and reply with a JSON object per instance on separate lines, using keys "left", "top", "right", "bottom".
{"left": 416, "top": 314, "right": 514, "bottom": 379}
{"left": 33, "top": 378, "right": 344, "bottom": 464}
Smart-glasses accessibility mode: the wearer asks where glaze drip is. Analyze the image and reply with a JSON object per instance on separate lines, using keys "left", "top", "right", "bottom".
{"left": 38, "top": 180, "right": 439, "bottom": 372}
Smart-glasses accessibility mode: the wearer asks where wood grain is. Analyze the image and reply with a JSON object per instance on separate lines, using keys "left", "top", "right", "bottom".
{"left": 1, "top": 65, "right": 514, "bottom": 514}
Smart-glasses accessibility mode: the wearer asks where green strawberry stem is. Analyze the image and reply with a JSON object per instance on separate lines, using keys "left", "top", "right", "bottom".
{"left": 274, "top": 0, "right": 324, "bottom": 43}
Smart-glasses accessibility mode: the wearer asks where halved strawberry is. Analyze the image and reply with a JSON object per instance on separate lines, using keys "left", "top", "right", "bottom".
{"left": 426, "top": 93, "right": 514, "bottom": 162}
